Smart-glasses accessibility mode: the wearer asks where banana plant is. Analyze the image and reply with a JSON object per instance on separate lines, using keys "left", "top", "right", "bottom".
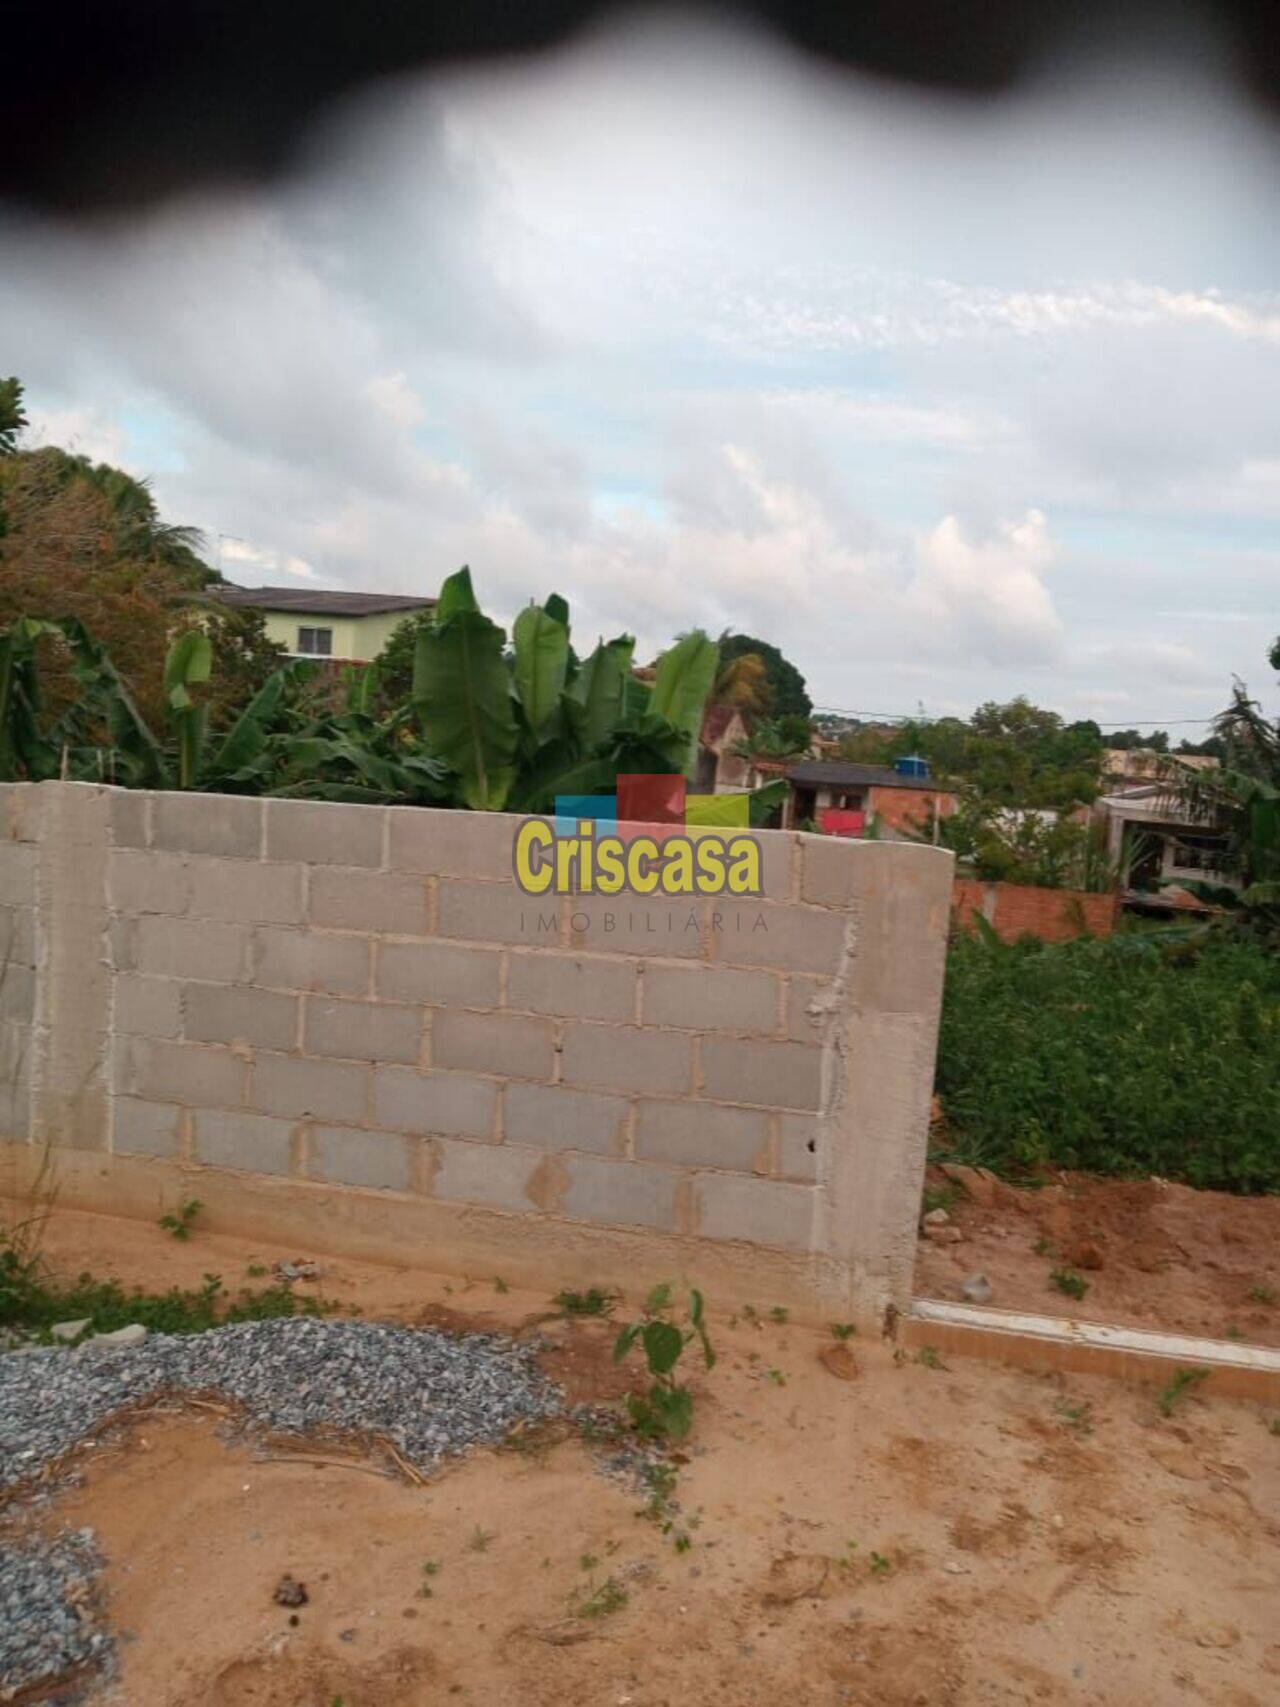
{"left": 0, "top": 617, "right": 61, "bottom": 780}
{"left": 410, "top": 568, "right": 723, "bottom": 813}
{"left": 412, "top": 569, "right": 519, "bottom": 810}
{"left": 164, "top": 629, "right": 212, "bottom": 788}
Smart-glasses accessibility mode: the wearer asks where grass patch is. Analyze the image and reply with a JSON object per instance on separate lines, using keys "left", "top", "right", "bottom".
{"left": 935, "top": 931, "right": 1280, "bottom": 1192}
{"left": 1, "top": 1239, "right": 328, "bottom": 1338}
{"left": 553, "top": 1286, "right": 619, "bottom": 1318}
{"left": 1157, "top": 1367, "right": 1209, "bottom": 1417}
{"left": 1049, "top": 1267, "right": 1089, "bottom": 1301}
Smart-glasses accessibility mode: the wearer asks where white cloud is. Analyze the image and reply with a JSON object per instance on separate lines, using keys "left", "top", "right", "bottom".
{"left": 4, "top": 12, "right": 1277, "bottom": 730}
{"left": 905, "top": 511, "right": 1064, "bottom": 666}
{"left": 23, "top": 404, "right": 131, "bottom": 468}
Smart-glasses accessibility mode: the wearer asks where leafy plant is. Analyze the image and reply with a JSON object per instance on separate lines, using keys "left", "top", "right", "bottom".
{"left": 1152, "top": 656, "right": 1280, "bottom": 946}
{"left": 553, "top": 1286, "right": 619, "bottom": 1318}
{"left": 612, "top": 1282, "right": 715, "bottom": 1442}
{"left": 1247, "top": 1284, "right": 1276, "bottom": 1305}
{"left": 935, "top": 930, "right": 1280, "bottom": 1193}
{"left": 3, "top": 573, "right": 795, "bottom": 832}
{"left": 410, "top": 568, "right": 722, "bottom": 814}
{"left": 1049, "top": 1267, "right": 1089, "bottom": 1301}
{"left": 4, "top": 1264, "right": 322, "bottom": 1337}
{"left": 468, "top": 1527, "right": 495, "bottom": 1553}
{"left": 1053, "top": 1398, "right": 1094, "bottom": 1436}
{"left": 576, "top": 1575, "right": 628, "bottom": 1619}
{"left": 1157, "top": 1367, "right": 1209, "bottom": 1417}
{"left": 158, "top": 1198, "right": 203, "bottom": 1242}
{"left": 829, "top": 1323, "right": 856, "bottom": 1340}
{"left": 915, "top": 1346, "right": 946, "bottom": 1370}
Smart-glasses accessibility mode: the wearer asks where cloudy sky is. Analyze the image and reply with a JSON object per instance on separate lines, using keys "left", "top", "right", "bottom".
{"left": 4, "top": 11, "right": 1279, "bottom": 729}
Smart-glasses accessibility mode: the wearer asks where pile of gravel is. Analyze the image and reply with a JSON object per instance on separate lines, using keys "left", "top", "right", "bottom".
{"left": 0, "top": 1528, "right": 112, "bottom": 1700}
{"left": 0, "top": 1315, "right": 563, "bottom": 1489}
{"left": 2, "top": 1318, "right": 562, "bottom": 1699}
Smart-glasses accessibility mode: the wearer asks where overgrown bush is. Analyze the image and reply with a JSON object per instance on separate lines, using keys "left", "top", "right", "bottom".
{"left": 935, "top": 929, "right": 1280, "bottom": 1193}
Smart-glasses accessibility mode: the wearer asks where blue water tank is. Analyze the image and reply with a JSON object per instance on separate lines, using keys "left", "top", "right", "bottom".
{"left": 893, "top": 755, "right": 930, "bottom": 779}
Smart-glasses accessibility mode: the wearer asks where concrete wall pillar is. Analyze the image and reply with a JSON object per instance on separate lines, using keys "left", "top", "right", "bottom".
{"left": 30, "top": 783, "right": 112, "bottom": 1151}
{"left": 806, "top": 838, "right": 953, "bottom": 1323}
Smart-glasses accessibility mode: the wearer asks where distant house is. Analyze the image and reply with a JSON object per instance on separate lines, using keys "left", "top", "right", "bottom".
{"left": 214, "top": 585, "right": 435, "bottom": 663}
{"left": 695, "top": 706, "right": 752, "bottom": 794}
{"left": 783, "top": 758, "right": 958, "bottom": 839}
{"left": 1101, "top": 748, "right": 1219, "bottom": 789}
{"left": 1092, "top": 779, "right": 1231, "bottom": 916}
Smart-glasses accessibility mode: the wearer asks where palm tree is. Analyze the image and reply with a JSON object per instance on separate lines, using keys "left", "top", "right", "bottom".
{"left": 710, "top": 633, "right": 771, "bottom": 716}
{"left": 729, "top": 717, "right": 809, "bottom": 765}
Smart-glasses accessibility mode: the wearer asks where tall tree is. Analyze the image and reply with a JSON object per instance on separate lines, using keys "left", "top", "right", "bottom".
{"left": 0, "top": 377, "right": 26, "bottom": 456}
{"left": 716, "top": 633, "right": 811, "bottom": 719}
{"left": 0, "top": 442, "right": 261, "bottom": 730}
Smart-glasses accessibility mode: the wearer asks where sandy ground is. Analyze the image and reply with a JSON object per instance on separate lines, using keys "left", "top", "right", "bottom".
{"left": 914, "top": 1169, "right": 1280, "bottom": 1348}
{"left": 2, "top": 1207, "right": 1279, "bottom": 1705}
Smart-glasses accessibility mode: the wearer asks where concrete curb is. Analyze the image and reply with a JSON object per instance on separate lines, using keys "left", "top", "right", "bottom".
{"left": 905, "top": 1298, "right": 1280, "bottom": 1404}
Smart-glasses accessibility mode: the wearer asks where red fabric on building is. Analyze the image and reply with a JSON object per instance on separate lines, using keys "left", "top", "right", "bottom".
{"left": 819, "top": 807, "right": 865, "bottom": 837}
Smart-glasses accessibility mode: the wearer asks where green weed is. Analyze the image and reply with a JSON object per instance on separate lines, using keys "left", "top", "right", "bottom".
{"left": 553, "top": 1286, "right": 619, "bottom": 1318}
{"left": 829, "top": 1323, "right": 857, "bottom": 1340}
{"left": 1053, "top": 1398, "right": 1094, "bottom": 1436}
{"left": 576, "top": 1576, "right": 628, "bottom": 1619}
{"left": 158, "top": 1198, "right": 203, "bottom": 1241}
{"left": 1049, "top": 1267, "right": 1089, "bottom": 1301}
{"left": 935, "top": 932, "right": 1280, "bottom": 1192}
{"left": 1157, "top": 1367, "right": 1209, "bottom": 1417}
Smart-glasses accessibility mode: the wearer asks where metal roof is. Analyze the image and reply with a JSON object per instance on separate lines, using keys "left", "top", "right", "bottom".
{"left": 786, "top": 760, "right": 946, "bottom": 791}
{"left": 214, "top": 585, "right": 435, "bottom": 617}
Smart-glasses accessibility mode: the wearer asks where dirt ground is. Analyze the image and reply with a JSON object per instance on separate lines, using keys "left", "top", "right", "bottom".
{"left": 3, "top": 1207, "right": 1280, "bottom": 1705}
{"left": 914, "top": 1168, "right": 1280, "bottom": 1348}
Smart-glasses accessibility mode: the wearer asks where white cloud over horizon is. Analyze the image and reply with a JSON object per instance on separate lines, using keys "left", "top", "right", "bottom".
{"left": 5, "top": 12, "right": 1278, "bottom": 730}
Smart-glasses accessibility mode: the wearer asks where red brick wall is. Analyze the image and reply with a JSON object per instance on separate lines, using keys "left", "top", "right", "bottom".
{"left": 951, "top": 877, "right": 1119, "bottom": 944}
{"left": 868, "top": 785, "right": 956, "bottom": 837}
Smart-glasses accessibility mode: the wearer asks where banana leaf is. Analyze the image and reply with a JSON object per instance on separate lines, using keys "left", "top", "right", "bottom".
{"left": 413, "top": 608, "right": 519, "bottom": 810}
{"left": 512, "top": 603, "right": 570, "bottom": 739}
{"left": 648, "top": 630, "right": 718, "bottom": 777}
{"left": 569, "top": 635, "right": 634, "bottom": 748}
{"left": 56, "top": 616, "right": 168, "bottom": 787}
{"left": 206, "top": 666, "right": 294, "bottom": 781}
{"left": 747, "top": 778, "right": 789, "bottom": 826}
{"left": 0, "top": 617, "right": 61, "bottom": 780}
{"left": 435, "top": 564, "right": 479, "bottom": 623}
{"left": 163, "top": 630, "right": 212, "bottom": 788}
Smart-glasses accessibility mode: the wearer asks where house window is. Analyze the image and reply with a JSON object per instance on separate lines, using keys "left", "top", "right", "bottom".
{"left": 297, "top": 626, "right": 333, "bottom": 657}
{"left": 1165, "top": 832, "right": 1227, "bottom": 876}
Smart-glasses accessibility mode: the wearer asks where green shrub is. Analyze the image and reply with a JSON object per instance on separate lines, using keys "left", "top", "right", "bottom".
{"left": 935, "top": 930, "right": 1280, "bottom": 1192}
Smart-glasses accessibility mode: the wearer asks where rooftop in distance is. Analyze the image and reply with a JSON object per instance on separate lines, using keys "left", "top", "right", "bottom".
{"left": 214, "top": 585, "right": 436, "bottom": 618}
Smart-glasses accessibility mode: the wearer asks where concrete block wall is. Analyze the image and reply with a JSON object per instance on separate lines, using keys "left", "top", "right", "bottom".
{"left": 0, "top": 781, "right": 953, "bottom": 1321}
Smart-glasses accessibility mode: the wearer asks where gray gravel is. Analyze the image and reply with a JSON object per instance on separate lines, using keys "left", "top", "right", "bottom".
{"left": 0, "top": 1528, "right": 112, "bottom": 1701}
{"left": 1, "top": 1316, "right": 563, "bottom": 1488}
{"left": 1, "top": 1317, "right": 563, "bottom": 1700}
